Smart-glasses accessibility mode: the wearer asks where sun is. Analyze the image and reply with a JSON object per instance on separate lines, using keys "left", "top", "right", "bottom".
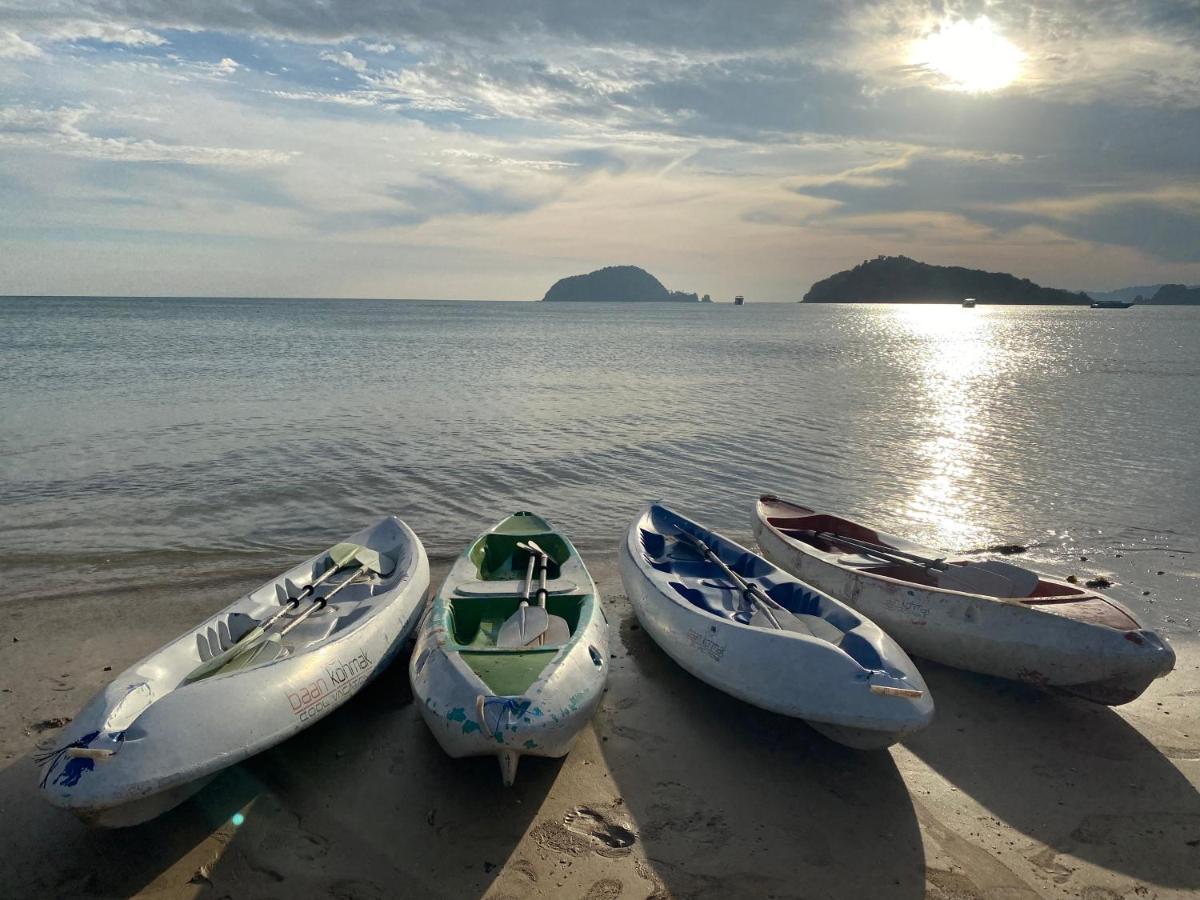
{"left": 913, "top": 17, "right": 1024, "bottom": 92}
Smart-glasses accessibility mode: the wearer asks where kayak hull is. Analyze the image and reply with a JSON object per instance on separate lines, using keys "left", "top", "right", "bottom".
{"left": 410, "top": 512, "right": 608, "bottom": 784}
{"left": 39, "top": 516, "right": 430, "bottom": 825}
{"left": 620, "top": 503, "right": 933, "bottom": 749}
{"left": 754, "top": 495, "right": 1174, "bottom": 704}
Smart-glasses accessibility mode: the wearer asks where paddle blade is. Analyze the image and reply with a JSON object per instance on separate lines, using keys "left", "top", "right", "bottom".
{"left": 972, "top": 560, "right": 1040, "bottom": 597}
{"left": 326, "top": 543, "right": 395, "bottom": 577}
{"left": 496, "top": 605, "right": 550, "bottom": 648}
{"left": 937, "top": 564, "right": 1016, "bottom": 597}
{"left": 542, "top": 615, "right": 571, "bottom": 645}
{"left": 216, "top": 633, "right": 283, "bottom": 674}
{"left": 182, "top": 623, "right": 269, "bottom": 683}
{"left": 326, "top": 542, "right": 363, "bottom": 568}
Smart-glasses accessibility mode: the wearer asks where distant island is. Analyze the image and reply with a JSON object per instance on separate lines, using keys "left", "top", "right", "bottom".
{"left": 542, "top": 265, "right": 699, "bottom": 302}
{"left": 1145, "top": 284, "right": 1200, "bottom": 305}
{"left": 803, "top": 256, "right": 1090, "bottom": 305}
{"left": 1084, "top": 283, "right": 1200, "bottom": 304}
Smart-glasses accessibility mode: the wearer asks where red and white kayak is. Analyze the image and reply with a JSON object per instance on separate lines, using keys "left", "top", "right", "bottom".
{"left": 753, "top": 495, "right": 1175, "bottom": 705}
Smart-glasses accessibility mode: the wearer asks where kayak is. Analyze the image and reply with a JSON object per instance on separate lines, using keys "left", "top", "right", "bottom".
{"left": 754, "top": 494, "right": 1175, "bottom": 704}
{"left": 39, "top": 516, "right": 430, "bottom": 826}
{"left": 410, "top": 512, "right": 608, "bottom": 785}
{"left": 619, "top": 502, "right": 933, "bottom": 749}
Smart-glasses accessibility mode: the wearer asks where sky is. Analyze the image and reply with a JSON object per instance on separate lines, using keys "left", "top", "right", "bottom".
{"left": 1, "top": 1, "right": 1198, "bottom": 300}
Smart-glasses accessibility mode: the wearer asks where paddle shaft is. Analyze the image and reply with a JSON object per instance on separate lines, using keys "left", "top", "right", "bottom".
{"left": 809, "top": 531, "right": 946, "bottom": 570}
{"left": 278, "top": 561, "right": 370, "bottom": 637}
{"left": 519, "top": 540, "right": 551, "bottom": 607}
{"left": 256, "top": 557, "right": 350, "bottom": 634}
{"left": 525, "top": 541, "right": 551, "bottom": 646}
{"left": 522, "top": 552, "right": 536, "bottom": 603}
{"left": 678, "top": 531, "right": 783, "bottom": 629}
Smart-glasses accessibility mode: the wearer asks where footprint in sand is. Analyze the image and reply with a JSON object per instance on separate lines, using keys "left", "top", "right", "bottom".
{"left": 531, "top": 803, "right": 637, "bottom": 859}
{"left": 584, "top": 877, "right": 623, "bottom": 899}
{"left": 564, "top": 806, "right": 637, "bottom": 852}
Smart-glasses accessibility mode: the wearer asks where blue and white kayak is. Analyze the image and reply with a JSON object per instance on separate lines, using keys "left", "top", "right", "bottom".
{"left": 619, "top": 503, "right": 934, "bottom": 749}
{"left": 39, "top": 516, "right": 430, "bottom": 827}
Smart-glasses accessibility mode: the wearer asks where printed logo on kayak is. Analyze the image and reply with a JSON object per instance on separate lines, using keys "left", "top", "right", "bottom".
{"left": 286, "top": 650, "right": 373, "bottom": 722}
{"left": 882, "top": 594, "right": 931, "bottom": 620}
{"left": 686, "top": 629, "right": 726, "bottom": 662}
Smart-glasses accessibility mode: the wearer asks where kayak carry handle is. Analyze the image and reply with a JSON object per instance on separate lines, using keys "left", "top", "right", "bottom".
{"left": 869, "top": 684, "right": 924, "bottom": 699}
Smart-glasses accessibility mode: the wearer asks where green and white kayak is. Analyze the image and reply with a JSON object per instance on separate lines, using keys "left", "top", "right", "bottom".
{"left": 409, "top": 512, "right": 609, "bottom": 785}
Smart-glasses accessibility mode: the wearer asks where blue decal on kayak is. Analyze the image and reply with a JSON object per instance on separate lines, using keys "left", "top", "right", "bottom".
{"left": 479, "top": 697, "right": 531, "bottom": 738}
{"left": 36, "top": 730, "right": 101, "bottom": 789}
{"left": 462, "top": 721, "right": 480, "bottom": 735}
{"left": 447, "top": 707, "right": 466, "bottom": 722}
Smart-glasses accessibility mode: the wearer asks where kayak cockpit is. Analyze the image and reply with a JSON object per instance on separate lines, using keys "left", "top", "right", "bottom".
{"left": 469, "top": 530, "right": 570, "bottom": 580}
{"left": 637, "top": 523, "right": 892, "bottom": 670}
{"left": 445, "top": 594, "right": 586, "bottom": 648}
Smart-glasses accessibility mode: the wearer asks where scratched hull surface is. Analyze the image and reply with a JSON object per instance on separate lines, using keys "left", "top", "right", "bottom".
{"left": 619, "top": 502, "right": 933, "bottom": 749}
{"left": 754, "top": 495, "right": 1175, "bottom": 704}
{"left": 38, "top": 516, "right": 430, "bottom": 826}
{"left": 409, "top": 512, "right": 609, "bottom": 785}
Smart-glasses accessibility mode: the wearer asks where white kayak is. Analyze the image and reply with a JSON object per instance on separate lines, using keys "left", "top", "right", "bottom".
{"left": 39, "top": 516, "right": 430, "bottom": 826}
{"left": 410, "top": 512, "right": 609, "bottom": 785}
{"left": 619, "top": 503, "right": 933, "bottom": 749}
{"left": 754, "top": 494, "right": 1176, "bottom": 704}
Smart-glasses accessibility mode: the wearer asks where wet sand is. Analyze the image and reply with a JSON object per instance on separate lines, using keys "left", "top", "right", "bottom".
{"left": 2, "top": 554, "right": 1198, "bottom": 899}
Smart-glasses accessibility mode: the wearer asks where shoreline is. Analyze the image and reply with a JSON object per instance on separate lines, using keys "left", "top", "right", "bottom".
{"left": 3, "top": 556, "right": 1199, "bottom": 898}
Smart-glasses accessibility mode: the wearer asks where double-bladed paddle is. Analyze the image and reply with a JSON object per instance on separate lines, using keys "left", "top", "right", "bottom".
{"left": 183, "top": 542, "right": 393, "bottom": 683}
{"left": 807, "top": 530, "right": 1038, "bottom": 597}
{"left": 676, "top": 530, "right": 819, "bottom": 636}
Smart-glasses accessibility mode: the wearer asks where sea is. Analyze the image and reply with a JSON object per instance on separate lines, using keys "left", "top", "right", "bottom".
{"left": 2, "top": 296, "right": 1197, "bottom": 638}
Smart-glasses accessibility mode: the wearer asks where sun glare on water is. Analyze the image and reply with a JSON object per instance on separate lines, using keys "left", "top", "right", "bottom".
{"left": 914, "top": 18, "right": 1023, "bottom": 92}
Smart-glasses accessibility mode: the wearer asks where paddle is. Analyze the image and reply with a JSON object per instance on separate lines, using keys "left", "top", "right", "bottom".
{"left": 808, "top": 531, "right": 1037, "bottom": 597}
{"left": 527, "top": 541, "right": 571, "bottom": 646}
{"left": 213, "top": 551, "right": 393, "bottom": 674}
{"left": 675, "top": 529, "right": 818, "bottom": 634}
{"left": 497, "top": 540, "right": 571, "bottom": 647}
{"left": 184, "top": 542, "right": 392, "bottom": 683}
{"left": 496, "top": 543, "right": 549, "bottom": 648}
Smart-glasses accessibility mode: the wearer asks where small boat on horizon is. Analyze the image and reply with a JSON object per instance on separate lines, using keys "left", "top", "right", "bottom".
{"left": 734, "top": 294, "right": 745, "bottom": 305}
{"left": 962, "top": 297, "right": 976, "bottom": 307}
{"left": 754, "top": 495, "right": 1175, "bottom": 705}
{"left": 410, "top": 512, "right": 608, "bottom": 785}
{"left": 619, "top": 502, "right": 933, "bottom": 749}
{"left": 39, "top": 517, "right": 430, "bottom": 826}
{"left": 1090, "top": 298, "right": 1134, "bottom": 308}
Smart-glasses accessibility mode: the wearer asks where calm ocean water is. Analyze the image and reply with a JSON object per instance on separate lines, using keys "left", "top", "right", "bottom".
{"left": 2, "top": 297, "right": 1197, "bottom": 636}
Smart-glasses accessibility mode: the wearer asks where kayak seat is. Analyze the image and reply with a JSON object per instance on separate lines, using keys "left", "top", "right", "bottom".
{"left": 454, "top": 579, "right": 577, "bottom": 597}
{"left": 790, "top": 614, "right": 846, "bottom": 644}
{"left": 838, "top": 555, "right": 882, "bottom": 568}
{"left": 670, "top": 581, "right": 735, "bottom": 617}
{"left": 673, "top": 581, "right": 848, "bottom": 644}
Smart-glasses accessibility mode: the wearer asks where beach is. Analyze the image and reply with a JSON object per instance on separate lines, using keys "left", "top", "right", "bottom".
{"left": 4, "top": 553, "right": 1198, "bottom": 900}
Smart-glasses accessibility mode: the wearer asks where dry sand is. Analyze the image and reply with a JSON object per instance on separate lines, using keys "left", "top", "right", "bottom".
{"left": 2, "top": 554, "right": 1198, "bottom": 899}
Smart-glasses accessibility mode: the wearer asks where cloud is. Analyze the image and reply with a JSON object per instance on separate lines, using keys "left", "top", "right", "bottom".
{"left": 0, "top": 105, "right": 294, "bottom": 166}
{"left": 438, "top": 149, "right": 580, "bottom": 171}
{"left": 45, "top": 22, "right": 166, "bottom": 47}
{"left": 1, "top": 0, "right": 1199, "bottom": 295}
{"left": 0, "top": 30, "right": 42, "bottom": 58}
{"left": 319, "top": 49, "right": 367, "bottom": 73}
{"left": 781, "top": 148, "right": 1200, "bottom": 264}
